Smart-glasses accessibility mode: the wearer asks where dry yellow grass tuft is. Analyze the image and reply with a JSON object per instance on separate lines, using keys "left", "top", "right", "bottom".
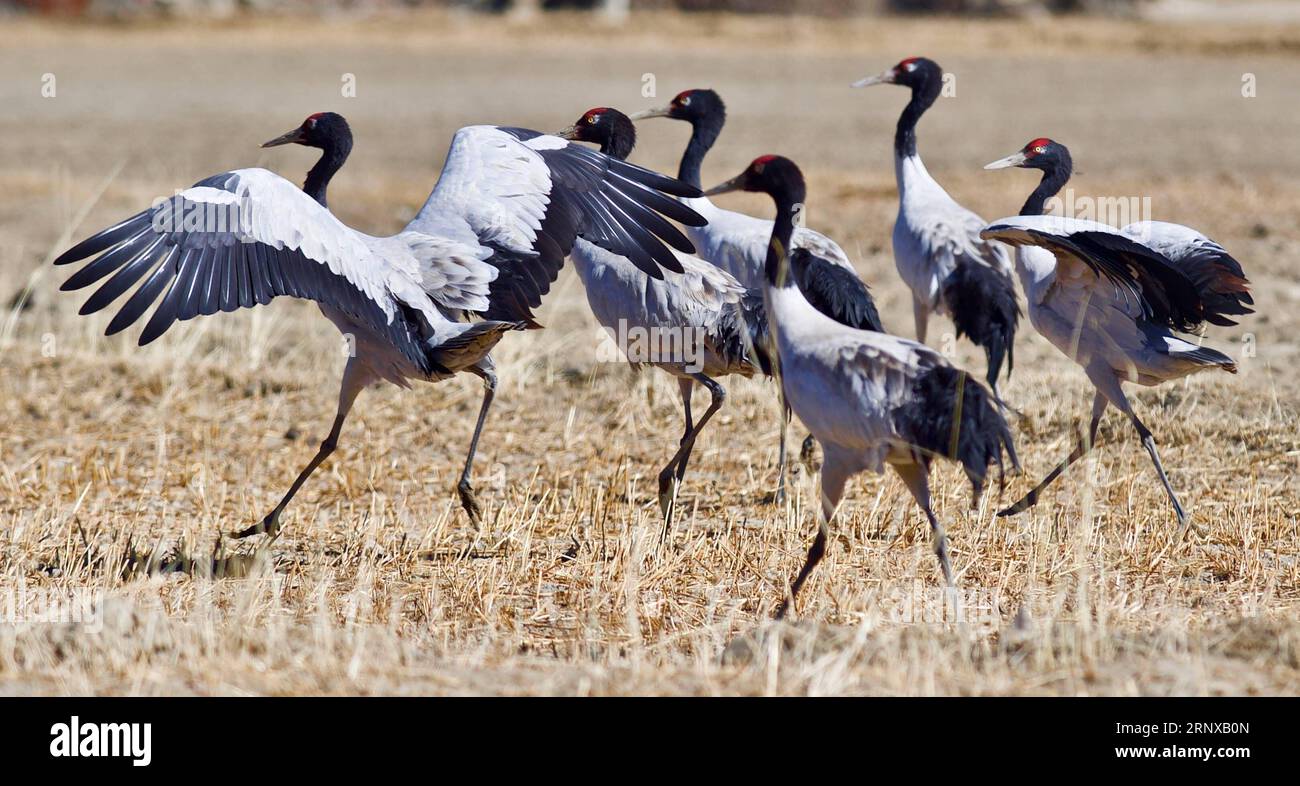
{"left": 0, "top": 12, "right": 1296, "bottom": 695}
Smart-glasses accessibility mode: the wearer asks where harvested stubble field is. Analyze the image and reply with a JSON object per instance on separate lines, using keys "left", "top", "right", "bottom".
{"left": 1, "top": 10, "right": 1298, "bottom": 695}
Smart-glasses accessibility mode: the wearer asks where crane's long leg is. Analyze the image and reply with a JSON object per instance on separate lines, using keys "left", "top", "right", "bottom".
{"left": 998, "top": 388, "right": 1108, "bottom": 517}
{"left": 773, "top": 393, "right": 792, "bottom": 504}
{"left": 233, "top": 358, "right": 372, "bottom": 540}
{"left": 989, "top": 376, "right": 1023, "bottom": 473}
{"left": 776, "top": 453, "right": 848, "bottom": 618}
{"left": 456, "top": 359, "right": 497, "bottom": 529}
{"left": 670, "top": 377, "right": 695, "bottom": 484}
{"left": 1102, "top": 379, "right": 1189, "bottom": 530}
{"left": 658, "top": 373, "right": 725, "bottom": 526}
{"left": 912, "top": 296, "right": 930, "bottom": 344}
{"left": 893, "top": 461, "right": 953, "bottom": 587}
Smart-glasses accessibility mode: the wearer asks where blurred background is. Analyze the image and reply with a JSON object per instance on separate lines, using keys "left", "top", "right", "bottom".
{"left": 8, "top": 0, "right": 1300, "bottom": 23}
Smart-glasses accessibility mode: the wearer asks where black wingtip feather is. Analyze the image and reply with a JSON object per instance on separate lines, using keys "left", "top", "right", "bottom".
{"left": 53, "top": 212, "right": 152, "bottom": 266}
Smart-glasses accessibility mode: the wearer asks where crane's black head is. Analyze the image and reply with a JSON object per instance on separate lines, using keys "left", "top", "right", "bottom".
{"left": 986, "top": 138, "right": 1074, "bottom": 216}
{"left": 704, "top": 154, "right": 806, "bottom": 206}
{"left": 630, "top": 89, "right": 726, "bottom": 127}
{"left": 852, "top": 57, "right": 943, "bottom": 93}
{"left": 984, "top": 137, "right": 1073, "bottom": 176}
{"left": 262, "top": 112, "right": 353, "bottom": 153}
{"left": 705, "top": 155, "right": 807, "bottom": 288}
{"left": 556, "top": 107, "right": 637, "bottom": 161}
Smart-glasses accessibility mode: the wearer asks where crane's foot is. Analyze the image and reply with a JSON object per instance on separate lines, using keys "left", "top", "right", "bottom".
{"left": 457, "top": 479, "right": 484, "bottom": 529}
{"left": 231, "top": 510, "right": 281, "bottom": 540}
{"left": 997, "top": 489, "right": 1039, "bottom": 518}
{"left": 1173, "top": 503, "right": 1190, "bottom": 536}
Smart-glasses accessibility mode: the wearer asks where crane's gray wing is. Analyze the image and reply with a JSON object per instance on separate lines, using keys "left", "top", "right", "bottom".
{"left": 407, "top": 125, "right": 705, "bottom": 326}
{"left": 54, "top": 168, "right": 440, "bottom": 373}
{"left": 1122, "top": 220, "right": 1253, "bottom": 325}
{"left": 982, "top": 214, "right": 1224, "bottom": 333}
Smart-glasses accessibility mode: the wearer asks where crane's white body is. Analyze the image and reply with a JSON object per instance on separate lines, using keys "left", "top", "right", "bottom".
{"left": 571, "top": 238, "right": 757, "bottom": 380}
{"left": 768, "top": 284, "right": 937, "bottom": 477}
{"left": 680, "top": 196, "right": 856, "bottom": 290}
{"left": 893, "top": 153, "right": 1012, "bottom": 322}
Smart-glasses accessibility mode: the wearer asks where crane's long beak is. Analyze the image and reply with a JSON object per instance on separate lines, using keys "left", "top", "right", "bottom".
{"left": 552, "top": 125, "right": 579, "bottom": 141}
{"left": 261, "top": 128, "right": 306, "bottom": 148}
{"left": 628, "top": 105, "right": 672, "bottom": 121}
{"left": 703, "top": 174, "right": 746, "bottom": 197}
{"left": 851, "top": 69, "right": 895, "bottom": 88}
{"left": 984, "top": 151, "right": 1029, "bottom": 170}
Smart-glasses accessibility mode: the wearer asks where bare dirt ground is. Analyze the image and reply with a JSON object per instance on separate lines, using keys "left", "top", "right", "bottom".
{"left": 1, "top": 11, "right": 1297, "bottom": 695}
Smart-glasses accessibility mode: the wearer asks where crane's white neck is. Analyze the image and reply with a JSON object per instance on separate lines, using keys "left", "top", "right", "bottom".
{"left": 894, "top": 150, "right": 956, "bottom": 211}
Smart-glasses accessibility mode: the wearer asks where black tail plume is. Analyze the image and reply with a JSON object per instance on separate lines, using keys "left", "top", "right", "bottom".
{"left": 893, "top": 365, "right": 1020, "bottom": 497}
{"left": 942, "top": 260, "right": 1019, "bottom": 386}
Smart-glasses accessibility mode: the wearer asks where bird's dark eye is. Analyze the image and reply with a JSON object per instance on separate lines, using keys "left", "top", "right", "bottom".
{"left": 587, "top": 115, "right": 597, "bottom": 124}
{"left": 1034, "top": 146, "right": 1046, "bottom": 154}
{"left": 680, "top": 96, "right": 691, "bottom": 106}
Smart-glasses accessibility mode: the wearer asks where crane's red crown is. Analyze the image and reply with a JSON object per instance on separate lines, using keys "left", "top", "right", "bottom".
{"left": 1024, "top": 138, "right": 1054, "bottom": 155}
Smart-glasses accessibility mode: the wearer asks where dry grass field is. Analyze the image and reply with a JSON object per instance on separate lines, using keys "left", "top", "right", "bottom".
{"left": 1, "top": 10, "right": 1298, "bottom": 695}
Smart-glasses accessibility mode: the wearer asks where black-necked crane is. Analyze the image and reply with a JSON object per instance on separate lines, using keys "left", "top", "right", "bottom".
{"left": 556, "top": 107, "right": 772, "bottom": 523}
{"left": 853, "top": 57, "right": 1021, "bottom": 405}
{"left": 631, "top": 88, "right": 885, "bottom": 499}
{"left": 54, "top": 112, "right": 705, "bottom": 539}
{"left": 982, "top": 138, "right": 1253, "bottom": 529}
{"left": 705, "top": 155, "right": 1018, "bottom": 616}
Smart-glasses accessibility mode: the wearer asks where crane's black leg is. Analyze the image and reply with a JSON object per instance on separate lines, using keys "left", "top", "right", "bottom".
{"left": 987, "top": 376, "right": 1023, "bottom": 473}
{"left": 672, "top": 377, "right": 695, "bottom": 485}
{"left": 999, "top": 389, "right": 1107, "bottom": 517}
{"left": 233, "top": 359, "right": 371, "bottom": 540}
{"left": 774, "top": 393, "right": 792, "bottom": 504}
{"left": 1104, "top": 386, "right": 1188, "bottom": 532}
{"left": 456, "top": 360, "right": 497, "bottom": 529}
{"left": 658, "top": 374, "right": 725, "bottom": 528}
{"left": 894, "top": 461, "right": 953, "bottom": 587}
{"left": 1132, "top": 416, "right": 1188, "bottom": 531}
{"left": 776, "top": 453, "right": 848, "bottom": 618}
